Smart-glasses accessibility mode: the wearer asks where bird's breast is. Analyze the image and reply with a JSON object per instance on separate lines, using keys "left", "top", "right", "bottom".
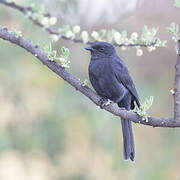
{"left": 89, "top": 59, "right": 127, "bottom": 102}
{"left": 90, "top": 58, "right": 111, "bottom": 72}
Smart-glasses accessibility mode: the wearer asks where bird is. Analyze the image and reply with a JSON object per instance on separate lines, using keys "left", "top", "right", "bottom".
{"left": 85, "top": 41, "right": 140, "bottom": 161}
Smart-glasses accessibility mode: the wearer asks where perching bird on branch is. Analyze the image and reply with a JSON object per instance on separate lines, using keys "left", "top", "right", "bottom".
{"left": 86, "top": 41, "right": 140, "bottom": 161}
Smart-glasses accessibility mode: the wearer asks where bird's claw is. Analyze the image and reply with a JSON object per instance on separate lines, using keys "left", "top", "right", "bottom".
{"left": 99, "top": 98, "right": 112, "bottom": 109}
{"left": 120, "top": 107, "right": 126, "bottom": 111}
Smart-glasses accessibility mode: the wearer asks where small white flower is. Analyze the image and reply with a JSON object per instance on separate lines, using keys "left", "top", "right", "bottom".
{"left": 49, "top": 17, "right": 57, "bottom": 26}
{"left": 65, "top": 30, "right": 74, "bottom": 38}
{"left": 172, "top": 36, "right": 178, "bottom": 42}
{"left": 91, "top": 31, "right": 99, "bottom": 40}
{"left": 50, "top": 34, "right": 59, "bottom": 42}
{"left": 81, "top": 31, "right": 89, "bottom": 44}
{"left": 136, "top": 49, "right": 143, "bottom": 56}
{"left": 131, "top": 32, "right": 138, "bottom": 40}
{"left": 155, "top": 43, "right": 160, "bottom": 47}
{"left": 41, "top": 17, "right": 49, "bottom": 27}
{"left": 170, "top": 89, "right": 175, "bottom": 95}
{"left": 32, "top": 13, "right": 39, "bottom": 20}
{"left": 175, "top": 46, "right": 179, "bottom": 54}
{"left": 73, "top": 25, "right": 81, "bottom": 34}
{"left": 12, "top": 29, "right": 22, "bottom": 38}
{"left": 59, "top": 57, "right": 66, "bottom": 63}
{"left": 128, "top": 39, "right": 134, "bottom": 44}
{"left": 26, "top": 11, "right": 32, "bottom": 17}
{"left": 114, "top": 32, "right": 121, "bottom": 44}
{"left": 121, "top": 46, "right": 127, "bottom": 51}
{"left": 147, "top": 46, "right": 156, "bottom": 52}
{"left": 147, "top": 31, "right": 152, "bottom": 36}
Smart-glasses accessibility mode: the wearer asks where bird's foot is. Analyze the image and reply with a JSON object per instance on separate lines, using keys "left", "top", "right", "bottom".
{"left": 99, "top": 98, "right": 112, "bottom": 109}
{"left": 120, "top": 107, "right": 126, "bottom": 111}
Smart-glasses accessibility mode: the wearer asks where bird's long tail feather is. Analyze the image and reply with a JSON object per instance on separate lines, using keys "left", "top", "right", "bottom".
{"left": 121, "top": 118, "right": 135, "bottom": 161}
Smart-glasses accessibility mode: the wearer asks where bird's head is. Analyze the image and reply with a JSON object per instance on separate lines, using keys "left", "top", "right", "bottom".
{"left": 85, "top": 41, "right": 116, "bottom": 58}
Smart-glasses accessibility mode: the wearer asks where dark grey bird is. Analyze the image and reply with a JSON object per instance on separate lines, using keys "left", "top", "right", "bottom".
{"left": 85, "top": 41, "right": 140, "bottom": 161}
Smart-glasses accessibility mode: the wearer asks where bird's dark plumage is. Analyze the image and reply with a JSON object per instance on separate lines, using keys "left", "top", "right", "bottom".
{"left": 86, "top": 41, "right": 140, "bottom": 161}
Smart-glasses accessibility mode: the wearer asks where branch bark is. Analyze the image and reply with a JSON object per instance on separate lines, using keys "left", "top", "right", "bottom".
{"left": 0, "top": 27, "right": 177, "bottom": 128}
{"left": 174, "top": 40, "right": 180, "bottom": 122}
{"left": 0, "top": 0, "right": 157, "bottom": 48}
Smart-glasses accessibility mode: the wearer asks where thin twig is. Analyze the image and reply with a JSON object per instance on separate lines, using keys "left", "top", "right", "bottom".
{"left": 0, "top": 0, "right": 157, "bottom": 47}
{"left": 0, "top": 27, "right": 176, "bottom": 127}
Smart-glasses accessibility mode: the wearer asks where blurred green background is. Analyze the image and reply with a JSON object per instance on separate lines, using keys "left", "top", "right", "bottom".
{"left": 0, "top": 0, "right": 180, "bottom": 179}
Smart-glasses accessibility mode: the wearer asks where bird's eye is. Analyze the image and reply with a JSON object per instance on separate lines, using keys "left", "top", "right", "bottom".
{"left": 100, "top": 47, "right": 104, "bottom": 51}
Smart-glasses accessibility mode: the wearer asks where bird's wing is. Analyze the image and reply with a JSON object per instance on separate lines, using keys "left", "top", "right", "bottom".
{"left": 112, "top": 57, "right": 140, "bottom": 107}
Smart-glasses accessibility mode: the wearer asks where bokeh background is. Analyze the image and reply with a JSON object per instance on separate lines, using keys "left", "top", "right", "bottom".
{"left": 0, "top": 0, "right": 180, "bottom": 179}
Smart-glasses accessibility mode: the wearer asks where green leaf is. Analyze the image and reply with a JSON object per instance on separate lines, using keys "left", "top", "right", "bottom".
{"left": 174, "top": 0, "right": 180, "bottom": 8}
{"left": 43, "top": 42, "right": 52, "bottom": 53}
{"left": 82, "top": 79, "right": 88, "bottom": 87}
{"left": 106, "top": 29, "right": 115, "bottom": 43}
{"left": 12, "top": 29, "right": 22, "bottom": 38}
{"left": 167, "top": 22, "right": 179, "bottom": 34}
{"left": 98, "top": 29, "right": 106, "bottom": 39}
{"left": 132, "top": 96, "right": 154, "bottom": 122}
{"left": 61, "top": 47, "right": 66, "bottom": 54}
{"left": 61, "top": 47, "right": 70, "bottom": 57}
{"left": 141, "top": 26, "right": 158, "bottom": 43}
{"left": 37, "top": 5, "right": 45, "bottom": 14}
{"left": 121, "top": 30, "right": 127, "bottom": 39}
{"left": 43, "top": 44, "right": 70, "bottom": 66}
{"left": 50, "top": 50, "right": 57, "bottom": 58}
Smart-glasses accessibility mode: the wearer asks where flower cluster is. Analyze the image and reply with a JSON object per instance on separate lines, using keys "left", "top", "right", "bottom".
{"left": 43, "top": 43, "right": 70, "bottom": 68}
{"left": 2, "top": 0, "right": 167, "bottom": 57}
{"left": 132, "top": 96, "right": 154, "bottom": 122}
{"left": 167, "top": 22, "right": 180, "bottom": 54}
{"left": 56, "top": 25, "right": 167, "bottom": 56}
{"left": 26, "top": 5, "right": 57, "bottom": 28}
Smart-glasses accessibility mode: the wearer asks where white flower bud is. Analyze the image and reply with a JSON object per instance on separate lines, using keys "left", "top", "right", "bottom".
{"left": 41, "top": 17, "right": 49, "bottom": 27}
{"left": 172, "top": 36, "right": 177, "bottom": 42}
{"left": 114, "top": 32, "right": 121, "bottom": 44}
{"left": 91, "top": 31, "right": 99, "bottom": 40}
{"left": 131, "top": 32, "right": 138, "bottom": 40}
{"left": 59, "top": 57, "right": 66, "bottom": 63}
{"left": 73, "top": 25, "right": 81, "bottom": 34}
{"left": 121, "top": 46, "right": 127, "bottom": 51}
{"left": 50, "top": 34, "right": 59, "bottom": 42}
{"left": 27, "top": 11, "right": 32, "bottom": 17}
{"left": 65, "top": 30, "right": 74, "bottom": 38}
{"left": 147, "top": 46, "right": 156, "bottom": 52}
{"left": 81, "top": 31, "right": 89, "bottom": 44}
{"left": 49, "top": 17, "right": 57, "bottom": 26}
{"left": 136, "top": 49, "right": 143, "bottom": 56}
{"left": 170, "top": 89, "right": 175, "bottom": 95}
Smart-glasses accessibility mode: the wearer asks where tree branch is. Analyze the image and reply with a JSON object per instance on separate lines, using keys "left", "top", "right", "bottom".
{"left": 0, "top": 27, "right": 177, "bottom": 127}
{"left": 0, "top": 0, "right": 157, "bottom": 47}
{"left": 174, "top": 40, "right": 180, "bottom": 121}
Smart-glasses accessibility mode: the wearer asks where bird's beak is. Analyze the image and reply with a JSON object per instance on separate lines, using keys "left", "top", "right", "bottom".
{"left": 85, "top": 46, "right": 94, "bottom": 51}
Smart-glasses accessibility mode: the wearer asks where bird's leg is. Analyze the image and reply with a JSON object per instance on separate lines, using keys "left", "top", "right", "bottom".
{"left": 99, "top": 97, "right": 112, "bottom": 108}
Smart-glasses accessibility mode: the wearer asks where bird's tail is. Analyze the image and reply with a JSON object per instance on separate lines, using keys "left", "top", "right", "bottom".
{"left": 121, "top": 118, "right": 135, "bottom": 161}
